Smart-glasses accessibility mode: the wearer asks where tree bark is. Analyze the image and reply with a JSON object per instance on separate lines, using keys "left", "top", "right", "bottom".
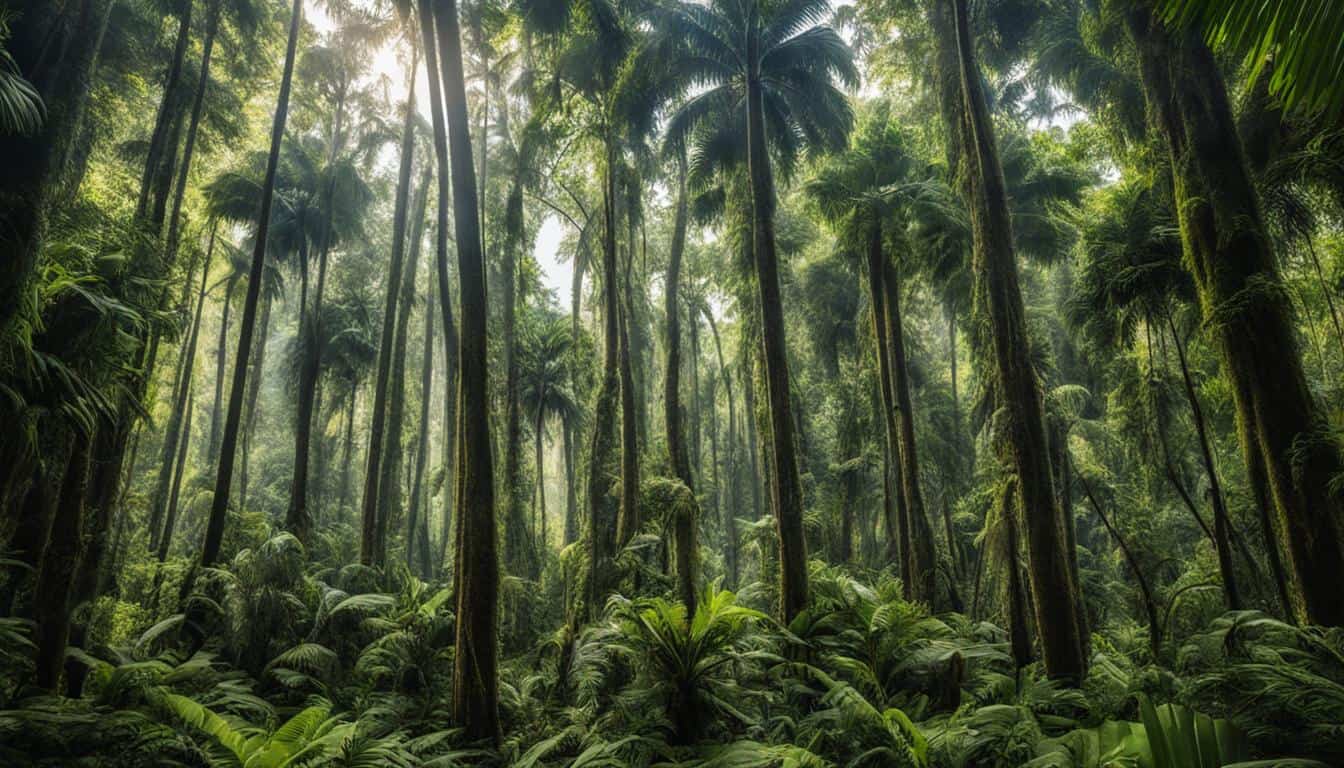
{"left": 163, "top": 0, "right": 220, "bottom": 271}
{"left": 419, "top": 0, "right": 460, "bottom": 577}
{"left": 950, "top": 0, "right": 1086, "bottom": 679}
{"left": 32, "top": 434, "right": 87, "bottom": 691}
{"left": 434, "top": 0, "right": 500, "bottom": 743}
{"left": 207, "top": 274, "right": 238, "bottom": 465}
{"left": 239, "top": 289, "right": 273, "bottom": 510}
{"left": 408, "top": 277, "right": 436, "bottom": 577}
{"left": 148, "top": 230, "right": 213, "bottom": 552}
{"left": 746, "top": 44, "right": 809, "bottom": 622}
{"left": 586, "top": 135, "right": 622, "bottom": 618}
{"left": 1126, "top": 3, "right": 1344, "bottom": 625}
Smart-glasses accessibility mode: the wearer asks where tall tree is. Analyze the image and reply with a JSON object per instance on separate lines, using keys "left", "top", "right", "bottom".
{"left": 659, "top": 0, "right": 856, "bottom": 620}
{"left": 945, "top": 0, "right": 1088, "bottom": 679}
{"left": 358, "top": 48, "right": 418, "bottom": 566}
{"left": 198, "top": 0, "right": 302, "bottom": 571}
{"left": 1125, "top": 1, "right": 1344, "bottom": 627}
{"left": 432, "top": 0, "right": 500, "bottom": 743}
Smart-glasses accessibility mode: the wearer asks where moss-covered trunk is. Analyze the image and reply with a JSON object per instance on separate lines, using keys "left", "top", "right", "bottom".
{"left": 1126, "top": 3, "right": 1344, "bottom": 625}
{"left": 949, "top": 0, "right": 1087, "bottom": 679}
{"left": 434, "top": 0, "right": 500, "bottom": 742}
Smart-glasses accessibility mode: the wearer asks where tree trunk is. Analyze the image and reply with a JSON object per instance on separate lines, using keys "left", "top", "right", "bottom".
{"left": 1126, "top": 3, "right": 1344, "bottom": 625}
{"left": 163, "top": 0, "right": 220, "bottom": 269}
{"left": 950, "top": 0, "right": 1086, "bottom": 679}
{"left": 616, "top": 265, "right": 642, "bottom": 549}
{"left": 433, "top": 0, "right": 500, "bottom": 743}
{"left": 586, "top": 135, "right": 622, "bottom": 618}
{"left": 419, "top": 0, "right": 460, "bottom": 578}
{"left": 239, "top": 289, "right": 273, "bottom": 510}
{"left": 866, "top": 226, "right": 935, "bottom": 603}
{"left": 999, "top": 479, "right": 1034, "bottom": 670}
{"left": 358, "top": 49, "right": 418, "bottom": 566}
{"left": 502, "top": 166, "right": 533, "bottom": 578}
{"left": 706, "top": 312, "right": 739, "bottom": 588}
{"left": 1163, "top": 312, "right": 1241, "bottom": 610}
{"left": 746, "top": 48, "right": 809, "bottom": 622}
{"left": 148, "top": 230, "right": 214, "bottom": 552}
{"left": 136, "top": 0, "right": 193, "bottom": 221}
{"left": 158, "top": 379, "right": 194, "bottom": 562}
{"left": 199, "top": 0, "right": 302, "bottom": 570}
{"left": 32, "top": 435, "right": 87, "bottom": 691}
{"left": 562, "top": 417, "right": 578, "bottom": 546}
{"left": 380, "top": 165, "right": 432, "bottom": 564}
{"left": 1081, "top": 477, "right": 1162, "bottom": 661}
{"left": 207, "top": 274, "right": 238, "bottom": 465}
{"left": 408, "top": 276, "right": 436, "bottom": 577}
{"left": 665, "top": 158, "right": 693, "bottom": 492}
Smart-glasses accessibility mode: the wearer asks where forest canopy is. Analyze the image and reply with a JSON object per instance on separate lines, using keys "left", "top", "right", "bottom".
{"left": 2, "top": 0, "right": 1344, "bottom": 765}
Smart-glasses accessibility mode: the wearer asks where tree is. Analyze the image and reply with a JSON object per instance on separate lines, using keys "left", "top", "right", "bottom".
{"left": 944, "top": 0, "right": 1088, "bottom": 679}
{"left": 198, "top": 0, "right": 303, "bottom": 571}
{"left": 659, "top": 0, "right": 857, "bottom": 620}
{"left": 1126, "top": 0, "right": 1344, "bottom": 626}
{"left": 429, "top": 0, "right": 501, "bottom": 743}
{"left": 520, "top": 317, "right": 579, "bottom": 555}
{"left": 358, "top": 47, "right": 419, "bottom": 566}
{"left": 806, "top": 102, "right": 939, "bottom": 605}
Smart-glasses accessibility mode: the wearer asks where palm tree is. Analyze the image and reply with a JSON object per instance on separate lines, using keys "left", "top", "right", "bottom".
{"left": 657, "top": 0, "right": 857, "bottom": 621}
{"left": 520, "top": 316, "right": 580, "bottom": 556}
{"left": 198, "top": 0, "right": 303, "bottom": 571}
{"left": 806, "top": 101, "right": 939, "bottom": 606}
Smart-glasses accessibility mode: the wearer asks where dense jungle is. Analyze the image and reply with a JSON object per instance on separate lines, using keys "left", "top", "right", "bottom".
{"left": 2, "top": 0, "right": 1343, "bottom": 764}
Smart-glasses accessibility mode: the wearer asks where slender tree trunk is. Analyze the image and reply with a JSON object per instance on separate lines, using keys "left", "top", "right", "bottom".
{"left": 616, "top": 265, "right": 642, "bottom": 549}
{"left": 136, "top": 0, "right": 193, "bottom": 221}
{"left": 419, "top": 0, "right": 460, "bottom": 577}
{"left": 1081, "top": 477, "right": 1161, "bottom": 660}
{"left": 158, "top": 380, "right": 194, "bottom": 562}
{"left": 1126, "top": 2, "right": 1344, "bottom": 626}
{"left": 199, "top": 0, "right": 302, "bottom": 570}
{"left": 434, "top": 0, "right": 500, "bottom": 742}
{"left": 746, "top": 47, "right": 809, "bottom": 622}
{"left": 408, "top": 278, "right": 436, "bottom": 576}
{"left": 379, "top": 165, "right": 431, "bottom": 563}
{"left": 562, "top": 417, "right": 578, "bottom": 546}
{"left": 338, "top": 388, "right": 357, "bottom": 514}
{"left": 664, "top": 159, "right": 693, "bottom": 497}
{"left": 534, "top": 405, "right": 547, "bottom": 551}
{"left": 950, "top": 0, "right": 1086, "bottom": 679}
{"left": 148, "top": 231, "right": 214, "bottom": 551}
{"left": 502, "top": 165, "right": 533, "bottom": 578}
{"left": 586, "top": 135, "right": 622, "bottom": 618}
{"left": 359, "top": 50, "right": 418, "bottom": 566}
{"left": 207, "top": 274, "right": 238, "bottom": 464}
{"left": 163, "top": 0, "right": 220, "bottom": 268}
{"left": 706, "top": 312, "right": 739, "bottom": 588}
{"left": 239, "top": 289, "right": 273, "bottom": 509}
{"left": 999, "top": 479, "right": 1034, "bottom": 669}
{"left": 1162, "top": 312, "right": 1241, "bottom": 609}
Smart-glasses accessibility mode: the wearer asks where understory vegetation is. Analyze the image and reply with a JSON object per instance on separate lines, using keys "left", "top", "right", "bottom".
{"left": 3, "top": 0, "right": 1344, "bottom": 764}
